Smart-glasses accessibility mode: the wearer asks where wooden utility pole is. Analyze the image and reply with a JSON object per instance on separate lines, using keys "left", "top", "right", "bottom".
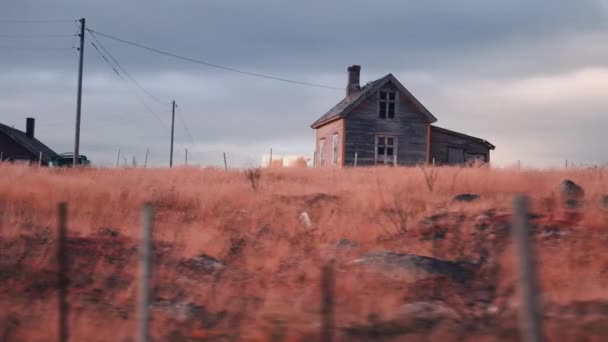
{"left": 169, "top": 100, "right": 176, "bottom": 168}
{"left": 73, "top": 18, "right": 85, "bottom": 167}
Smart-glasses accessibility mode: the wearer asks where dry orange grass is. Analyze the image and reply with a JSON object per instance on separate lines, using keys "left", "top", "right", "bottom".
{"left": 0, "top": 164, "right": 607, "bottom": 341}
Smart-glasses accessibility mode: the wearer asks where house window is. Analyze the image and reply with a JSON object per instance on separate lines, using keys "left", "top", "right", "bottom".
{"left": 375, "top": 135, "right": 397, "bottom": 165}
{"left": 379, "top": 91, "right": 396, "bottom": 119}
{"left": 332, "top": 133, "right": 339, "bottom": 165}
{"left": 319, "top": 138, "right": 326, "bottom": 166}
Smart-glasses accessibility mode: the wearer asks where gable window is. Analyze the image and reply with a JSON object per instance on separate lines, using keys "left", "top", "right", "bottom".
{"left": 375, "top": 135, "right": 397, "bottom": 165}
{"left": 379, "top": 91, "right": 396, "bottom": 119}
{"left": 332, "top": 133, "right": 339, "bottom": 165}
{"left": 319, "top": 138, "right": 326, "bottom": 166}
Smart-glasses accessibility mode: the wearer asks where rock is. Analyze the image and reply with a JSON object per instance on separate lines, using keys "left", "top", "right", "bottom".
{"left": 396, "top": 301, "right": 461, "bottom": 322}
{"left": 336, "top": 238, "right": 358, "bottom": 249}
{"left": 602, "top": 195, "right": 608, "bottom": 209}
{"left": 453, "top": 193, "right": 480, "bottom": 202}
{"left": 564, "top": 199, "right": 583, "bottom": 209}
{"left": 299, "top": 212, "right": 313, "bottom": 229}
{"left": 559, "top": 179, "right": 584, "bottom": 199}
{"left": 179, "top": 254, "right": 225, "bottom": 275}
{"left": 350, "top": 251, "right": 474, "bottom": 282}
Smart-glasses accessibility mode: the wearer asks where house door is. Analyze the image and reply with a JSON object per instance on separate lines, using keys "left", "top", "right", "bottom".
{"left": 375, "top": 135, "right": 397, "bottom": 165}
{"left": 447, "top": 147, "right": 464, "bottom": 164}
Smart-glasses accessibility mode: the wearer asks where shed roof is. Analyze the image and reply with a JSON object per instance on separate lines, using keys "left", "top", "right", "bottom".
{"left": 431, "top": 125, "right": 495, "bottom": 150}
{"left": 0, "top": 123, "right": 58, "bottom": 162}
{"left": 311, "top": 74, "right": 438, "bottom": 128}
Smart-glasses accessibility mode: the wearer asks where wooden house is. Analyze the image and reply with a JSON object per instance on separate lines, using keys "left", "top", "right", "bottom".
{"left": 311, "top": 65, "right": 494, "bottom": 167}
{"left": 0, "top": 118, "right": 58, "bottom": 165}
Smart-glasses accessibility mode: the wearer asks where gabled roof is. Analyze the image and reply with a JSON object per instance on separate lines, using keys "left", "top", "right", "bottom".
{"left": 311, "top": 74, "right": 438, "bottom": 128}
{"left": 431, "top": 125, "right": 495, "bottom": 150}
{"left": 0, "top": 123, "right": 58, "bottom": 162}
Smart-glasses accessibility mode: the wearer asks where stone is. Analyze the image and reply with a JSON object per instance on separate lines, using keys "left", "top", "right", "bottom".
{"left": 350, "top": 251, "right": 474, "bottom": 282}
{"left": 396, "top": 300, "right": 461, "bottom": 322}
{"left": 336, "top": 238, "right": 358, "bottom": 249}
{"left": 453, "top": 193, "right": 480, "bottom": 202}
{"left": 179, "top": 254, "right": 225, "bottom": 275}
{"left": 559, "top": 179, "right": 584, "bottom": 199}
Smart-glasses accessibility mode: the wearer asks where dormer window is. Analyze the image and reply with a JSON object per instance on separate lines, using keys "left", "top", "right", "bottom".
{"left": 379, "top": 91, "right": 396, "bottom": 119}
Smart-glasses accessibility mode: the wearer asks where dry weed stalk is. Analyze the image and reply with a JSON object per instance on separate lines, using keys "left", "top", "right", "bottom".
{"left": 244, "top": 167, "right": 262, "bottom": 191}
{"left": 419, "top": 163, "right": 439, "bottom": 192}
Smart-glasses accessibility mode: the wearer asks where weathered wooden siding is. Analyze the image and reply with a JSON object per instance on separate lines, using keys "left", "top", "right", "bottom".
{"left": 315, "top": 118, "right": 344, "bottom": 167}
{"left": 343, "top": 82, "right": 428, "bottom": 166}
{"left": 429, "top": 127, "right": 491, "bottom": 165}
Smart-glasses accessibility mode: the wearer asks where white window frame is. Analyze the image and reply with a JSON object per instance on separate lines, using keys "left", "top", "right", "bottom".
{"left": 375, "top": 135, "right": 397, "bottom": 166}
{"left": 379, "top": 90, "right": 397, "bottom": 120}
{"left": 332, "top": 133, "right": 339, "bottom": 165}
{"left": 319, "top": 138, "right": 326, "bottom": 166}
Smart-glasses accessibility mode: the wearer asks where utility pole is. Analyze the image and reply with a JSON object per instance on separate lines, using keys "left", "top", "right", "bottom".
{"left": 73, "top": 18, "right": 85, "bottom": 167}
{"left": 170, "top": 100, "right": 176, "bottom": 168}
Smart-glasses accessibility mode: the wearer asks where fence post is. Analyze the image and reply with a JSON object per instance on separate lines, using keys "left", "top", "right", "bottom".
{"left": 513, "top": 195, "right": 543, "bottom": 342}
{"left": 223, "top": 152, "right": 228, "bottom": 170}
{"left": 517, "top": 160, "right": 521, "bottom": 170}
{"left": 57, "top": 203, "right": 69, "bottom": 342}
{"left": 144, "top": 148, "right": 149, "bottom": 168}
{"left": 321, "top": 259, "right": 335, "bottom": 342}
{"left": 432, "top": 157, "right": 435, "bottom": 167}
{"left": 269, "top": 148, "right": 273, "bottom": 167}
{"left": 185, "top": 148, "right": 188, "bottom": 166}
{"left": 313, "top": 152, "right": 317, "bottom": 168}
{"left": 354, "top": 152, "right": 358, "bottom": 167}
{"left": 565, "top": 159, "right": 568, "bottom": 169}
{"left": 138, "top": 204, "right": 154, "bottom": 342}
{"left": 38, "top": 151, "right": 42, "bottom": 167}
{"left": 116, "top": 149, "right": 121, "bottom": 168}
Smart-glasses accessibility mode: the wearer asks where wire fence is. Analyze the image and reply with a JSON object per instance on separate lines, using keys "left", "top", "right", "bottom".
{"left": 39, "top": 196, "right": 546, "bottom": 341}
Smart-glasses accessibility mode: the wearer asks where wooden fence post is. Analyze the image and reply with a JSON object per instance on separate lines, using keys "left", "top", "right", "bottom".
{"left": 144, "top": 148, "right": 149, "bottom": 168}
{"left": 116, "top": 149, "right": 121, "bottom": 168}
{"left": 57, "top": 203, "right": 69, "bottom": 342}
{"left": 354, "top": 152, "right": 358, "bottom": 167}
{"left": 223, "top": 152, "right": 228, "bottom": 170}
{"left": 138, "top": 204, "right": 154, "bottom": 342}
{"left": 432, "top": 157, "right": 435, "bottom": 167}
{"left": 321, "top": 260, "right": 335, "bottom": 342}
{"left": 38, "top": 151, "right": 42, "bottom": 167}
{"left": 185, "top": 148, "right": 188, "bottom": 166}
{"left": 513, "top": 195, "right": 543, "bottom": 342}
{"left": 269, "top": 148, "right": 273, "bottom": 167}
{"left": 313, "top": 152, "right": 317, "bottom": 168}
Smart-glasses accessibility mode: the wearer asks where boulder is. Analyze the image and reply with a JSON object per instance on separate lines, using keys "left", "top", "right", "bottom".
{"left": 336, "top": 238, "right": 358, "bottom": 249}
{"left": 453, "top": 193, "right": 480, "bottom": 202}
{"left": 179, "top": 254, "right": 225, "bottom": 275}
{"left": 350, "top": 251, "right": 474, "bottom": 282}
{"left": 559, "top": 179, "right": 584, "bottom": 199}
{"left": 396, "top": 300, "right": 461, "bottom": 323}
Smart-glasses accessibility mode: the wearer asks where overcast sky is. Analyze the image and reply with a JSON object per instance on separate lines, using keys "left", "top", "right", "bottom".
{"left": 1, "top": 0, "right": 608, "bottom": 167}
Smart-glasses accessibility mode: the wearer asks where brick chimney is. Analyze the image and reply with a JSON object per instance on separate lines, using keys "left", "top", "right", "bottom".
{"left": 347, "top": 65, "right": 361, "bottom": 98}
{"left": 26, "top": 117, "right": 35, "bottom": 139}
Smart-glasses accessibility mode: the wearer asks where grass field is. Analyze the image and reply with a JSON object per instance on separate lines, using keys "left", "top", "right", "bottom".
{"left": 1, "top": 164, "right": 607, "bottom": 341}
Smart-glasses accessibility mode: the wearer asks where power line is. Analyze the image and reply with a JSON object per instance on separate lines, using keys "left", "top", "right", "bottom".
{"left": 0, "top": 34, "right": 74, "bottom": 38}
{"left": 0, "top": 19, "right": 74, "bottom": 23}
{"left": 89, "top": 32, "right": 169, "bottom": 106}
{"left": 0, "top": 46, "right": 73, "bottom": 51}
{"left": 87, "top": 28, "right": 343, "bottom": 91}
{"left": 175, "top": 106, "right": 196, "bottom": 144}
{"left": 89, "top": 40, "right": 169, "bottom": 130}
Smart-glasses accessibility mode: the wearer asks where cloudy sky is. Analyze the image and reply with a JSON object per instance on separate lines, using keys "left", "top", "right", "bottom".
{"left": 1, "top": 0, "right": 608, "bottom": 167}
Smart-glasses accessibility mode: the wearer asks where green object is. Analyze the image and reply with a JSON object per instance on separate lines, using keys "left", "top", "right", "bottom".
{"left": 51, "top": 153, "right": 91, "bottom": 167}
